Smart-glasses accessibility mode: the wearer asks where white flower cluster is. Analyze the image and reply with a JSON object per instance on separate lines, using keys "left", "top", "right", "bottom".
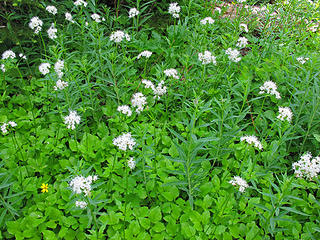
{"left": 74, "top": 0, "right": 87, "bottom": 7}
{"left": 129, "top": 8, "right": 139, "bottom": 18}
{"left": 240, "top": 135, "right": 263, "bottom": 150}
{"left": 238, "top": 0, "right": 247, "bottom": 3}
{"left": 259, "top": 81, "right": 281, "bottom": 99}
{"left": 142, "top": 79, "right": 167, "bottom": 99}
{"left": 47, "top": 24, "right": 57, "bottom": 40}
{"left": 54, "top": 60, "right": 64, "bottom": 79}
{"left": 128, "top": 157, "right": 136, "bottom": 170}
{"left": 297, "top": 57, "right": 309, "bottom": 64}
{"left": 110, "top": 31, "right": 130, "bottom": 43}
{"left": 236, "top": 37, "right": 248, "bottom": 48}
{"left": 137, "top": 50, "right": 152, "bottom": 59}
{"left": 168, "top": 2, "right": 181, "bottom": 18}
{"left": 75, "top": 200, "right": 88, "bottom": 209}
{"left": 277, "top": 107, "right": 293, "bottom": 122}
{"left": 29, "top": 17, "right": 43, "bottom": 34}
{"left": 292, "top": 153, "right": 320, "bottom": 180}
{"left": 54, "top": 79, "right": 69, "bottom": 91}
{"left": 2, "top": 50, "right": 16, "bottom": 60}
{"left": 113, "top": 132, "right": 136, "bottom": 151}
{"left": 64, "top": 110, "right": 81, "bottom": 130}
{"left": 65, "top": 13, "right": 75, "bottom": 23}
{"left": 200, "top": 17, "right": 215, "bottom": 25}
{"left": 226, "top": 48, "right": 241, "bottom": 63}
{"left": 46, "top": 6, "right": 57, "bottom": 15}
{"left": 1, "top": 64, "right": 5, "bottom": 72}
{"left": 131, "top": 92, "right": 147, "bottom": 113}
{"left": 1, "top": 121, "right": 17, "bottom": 134}
{"left": 39, "top": 63, "right": 50, "bottom": 75}
{"left": 198, "top": 51, "right": 217, "bottom": 65}
{"left": 69, "top": 175, "right": 98, "bottom": 196}
{"left": 229, "top": 176, "right": 249, "bottom": 193}
{"left": 164, "top": 68, "right": 179, "bottom": 79}
{"left": 240, "top": 23, "right": 248, "bottom": 33}
{"left": 91, "top": 13, "right": 104, "bottom": 23}
{"left": 117, "top": 105, "right": 132, "bottom": 117}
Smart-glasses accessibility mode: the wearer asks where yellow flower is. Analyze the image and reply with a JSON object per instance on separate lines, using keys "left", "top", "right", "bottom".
{"left": 41, "top": 183, "right": 49, "bottom": 193}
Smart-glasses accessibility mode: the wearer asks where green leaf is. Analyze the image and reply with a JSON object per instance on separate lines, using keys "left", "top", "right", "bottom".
{"left": 314, "top": 134, "right": 320, "bottom": 142}
{"left": 107, "top": 211, "right": 120, "bottom": 225}
{"left": 202, "top": 195, "right": 213, "bottom": 209}
{"left": 42, "top": 230, "right": 56, "bottom": 240}
{"left": 139, "top": 217, "right": 150, "bottom": 229}
{"left": 181, "top": 222, "right": 196, "bottom": 238}
{"left": 216, "top": 225, "right": 226, "bottom": 235}
{"left": 149, "top": 207, "right": 162, "bottom": 223}
{"left": 279, "top": 207, "right": 310, "bottom": 216}
{"left": 152, "top": 222, "right": 165, "bottom": 233}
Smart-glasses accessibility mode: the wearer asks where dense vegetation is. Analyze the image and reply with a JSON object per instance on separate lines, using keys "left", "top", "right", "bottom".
{"left": 1, "top": 0, "right": 320, "bottom": 239}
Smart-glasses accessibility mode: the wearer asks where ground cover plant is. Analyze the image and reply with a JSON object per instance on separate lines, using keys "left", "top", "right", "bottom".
{"left": 1, "top": 0, "right": 320, "bottom": 239}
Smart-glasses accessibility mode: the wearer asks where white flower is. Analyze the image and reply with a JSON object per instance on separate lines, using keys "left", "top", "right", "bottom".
{"left": 142, "top": 80, "right": 167, "bottom": 99}
{"left": 64, "top": 110, "right": 80, "bottom": 130}
{"left": 54, "top": 60, "right": 64, "bottom": 79}
{"left": 110, "top": 31, "right": 130, "bottom": 43}
{"left": 91, "top": 13, "right": 103, "bottom": 23}
{"left": 237, "top": 0, "right": 246, "bottom": 3}
{"left": 164, "top": 68, "right": 179, "bottom": 79}
{"left": 54, "top": 79, "right": 69, "bottom": 90}
{"left": 240, "top": 23, "right": 248, "bottom": 33}
{"left": 8, "top": 121, "right": 17, "bottom": 127}
{"left": 47, "top": 24, "right": 57, "bottom": 40}
{"left": 259, "top": 81, "right": 281, "bottom": 99}
{"left": 198, "top": 51, "right": 217, "bottom": 65}
{"left": 152, "top": 80, "right": 167, "bottom": 99}
{"left": 1, "top": 123, "right": 8, "bottom": 134}
{"left": 229, "top": 176, "right": 249, "bottom": 193}
{"left": 137, "top": 51, "right": 152, "bottom": 59}
{"left": 74, "top": 0, "right": 87, "bottom": 7}
{"left": 39, "top": 63, "right": 51, "bottom": 75}
{"left": 29, "top": 16, "right": 43, "bottom": 34}
{"left": 293, "top": 153, "right": 320, "bottom": 180}
{"left": 215, "top": 7, "right": 221, "bottom": 14}
{"left": 117, "top": 105, "right": 132, "bottom": 116}
{"left": 128, "top": 157, "right": 136, "bottom": 170}
{"left": 2, "top": 50, "right": 16, "bottom": 60}
{"left": 129, "top": 8, "right": 139, "bottom": 18}
{"left": 93, "top": 175, "right": 98, "bottom": 181}
{"left": 131, "top": 92, "right": 147, "bottom": 113}
{"left": 236, "top": 37, "right": 248, "bottom": 48}
{"left": 142, "top": 79, "right": 154, "bottom": 89}
{"left": 19, "top": 53, "right": 27, "bottom": 59}
{"left": 297, "top": 57, "right": 309, "bottom": 64}
{"left": 46, "top": 6, "right": 57, "bottom": 15}
{"left": 75, "top": 200, "right": 87, "bottom": 209}
{"left": 1, "top": 121, "right": 17, "bottom": 134}
{"left": 169, "top": 2, "right": 181, "bottom": 18}
{"left": 240, "top": 135, "right": 263, "bottom": 150}
{"left": 226, "top": 48, "right": 241, "bottom": 63}
{"left": 277, "top": 107, "right": 293, "bottom": 122}
{"left": 69, "top": 175, "right": 98, "bottom": 196}
{"left": 0, "top": 64, "right": 5, "bottom": 72}
{"left": 113, "top": 132, "right": 136, "bottom": 151}
{"left": 65, "top": 12, "right": 75, "bottom": 23}
{"left": 200, "top": 17, "right": 215, "bottom": 25}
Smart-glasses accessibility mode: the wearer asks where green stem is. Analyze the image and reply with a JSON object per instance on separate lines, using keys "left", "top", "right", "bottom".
{"left": 256, "top": 96, "right": 267, "bottom": 124}
{"left": 123, "top": 158, "right": 128, "bottom": 239}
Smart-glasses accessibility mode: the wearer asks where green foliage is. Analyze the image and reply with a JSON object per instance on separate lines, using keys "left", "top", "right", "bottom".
{"left": 1, "top": 0, "right": 320, "bottom": 239}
